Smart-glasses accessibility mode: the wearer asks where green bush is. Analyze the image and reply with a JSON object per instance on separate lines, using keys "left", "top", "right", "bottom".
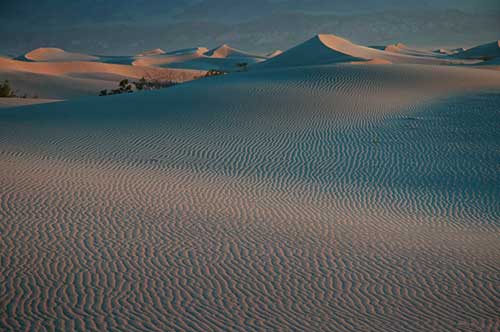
{"left": 0, "top": 80, "right": 15, "bottom": 97}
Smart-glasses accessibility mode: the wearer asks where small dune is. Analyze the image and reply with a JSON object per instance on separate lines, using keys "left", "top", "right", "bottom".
{"left": 25, "top": 47, "right": 99, "bottom": 62}
{"left": 204, "top": 44, "right": 266, "bottom": 59}
{"left": 0, "top": 57, "right": 206, "bottom": 99}
{"left": 0, "top": 97, "right": 60, "bottom": 108}
{"left": 267, "top": 50, "right": 283, "bottom": 58}
{"left": 136, "top": 48, "right": 167, "bottom": 57}
{"left": 133, "top": 45, "right": 266, "bottom": 71}
{"left": 384, "top": 42, "right": 408, "bottom": 53}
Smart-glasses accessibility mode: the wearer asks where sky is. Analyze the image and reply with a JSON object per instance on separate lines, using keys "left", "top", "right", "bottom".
{"left": 1, "top": 0, "right": 499, "bottom": 55}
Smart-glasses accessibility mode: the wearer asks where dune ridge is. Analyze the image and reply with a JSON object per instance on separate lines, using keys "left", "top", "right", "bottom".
{"left": 267, "top": 50, "right": 283, "bottom": 58}
{"left": 256, "top": 34, "right": 470, "bottom": 69}
{"left": 5, "top": 34, "right": 498, "bottom": 103}
{"left": 133, "top": 45, "right": 267, "bottom": 71}
{"left": 204, "top": 44, "right": 266, "bottom": 59}
{"left": 0, "top": 97, "right": 60, "bottom": 108}
{"left": 453, "top": 40, "right": 500, "bottom": 59}
{"left": 137, "top": 48, "right": 167, "bottom": 57}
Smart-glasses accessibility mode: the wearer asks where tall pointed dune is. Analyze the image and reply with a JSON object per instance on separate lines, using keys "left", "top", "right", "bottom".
{"left": 256, "top": 34, "right": 368, "bottom": 68}
{"left": 204, "top": 44, "right": 266, "bottom": 59}
{"left": 256, "top": 34, "right": 455, "bottom": 69}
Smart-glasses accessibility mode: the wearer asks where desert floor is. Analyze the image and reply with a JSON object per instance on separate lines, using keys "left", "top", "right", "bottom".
{"left": 1, "top": 36, "right": 499, "bottom": 332}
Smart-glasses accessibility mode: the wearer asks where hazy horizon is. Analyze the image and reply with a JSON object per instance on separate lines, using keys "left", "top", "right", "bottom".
{"left": 1, "top": 0, "right": 499, "bottom": 56}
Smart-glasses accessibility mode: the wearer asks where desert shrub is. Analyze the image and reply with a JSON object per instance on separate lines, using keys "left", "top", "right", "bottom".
{"left": 236, "top": 62, "right": 248, "bottom": 71}
{"left": 140, "top": 80, "right": 177, "bottom": 90}
{"left": 99, "top": 77, "right": 177, "bottom": 96}
{"left": 0, "top": 80, "right": 15, "bottom": 97}
{"left": 119, "top": 79, "right": 133, "bottom": 93}
{"left": 133, "top": 77, "right": 148, "bottom": 90}
{"left": 204, "top": 69, "right": 227, "bottom": 77}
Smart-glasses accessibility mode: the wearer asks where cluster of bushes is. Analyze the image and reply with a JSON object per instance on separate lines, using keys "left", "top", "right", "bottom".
{"left": 99, "top": 70, "right": 230, "bottom": 97}
{"left": 0, "top": 80, "right": 37, "bottom": 98}
{"left": 203, "top": 69, "right": 227, "bottom": 77}
{"left": 99, "top": 78, "right": 178, "bottom": 96}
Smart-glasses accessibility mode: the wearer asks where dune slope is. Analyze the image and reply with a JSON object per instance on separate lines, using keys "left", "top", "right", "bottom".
{"left": 0, "top": 97, "right": 60, "bottom": 108}
{"left": 137, "top": 48, "right": 167, "bottom": 57}
{"left": 257, "top": 34, "right": 461, "bottom": 69}
{"left": 0, "top": 64, "right": 499, "bottom": 332}
{"left": 204, "top": 44, "right": 266, "bottom": 59}
{"left": 134, "top": 45, "right": 266, "bottom": 72}
{"left": 453, "top": 40, "right": 500, "bottom": 60}
{"left": 0, "top": 57, "right": 206, "bottom": 99}
{"left": 25, "top": 47, "right": 99, "bottom": 62}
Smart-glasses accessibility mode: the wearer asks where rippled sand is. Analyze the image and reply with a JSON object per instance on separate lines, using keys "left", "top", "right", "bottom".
{"left": 1, "top": 64, "right": 499, "bottom": 331}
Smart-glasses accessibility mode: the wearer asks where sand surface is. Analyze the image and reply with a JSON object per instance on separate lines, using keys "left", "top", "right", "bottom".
{"left": 24, "top": 48, "right": 99, "bottom": 62}
{"left": 0, "top": 97, "right": 60, "bottom": 108}
{"left": 1, "top": 61, "right": 499, "bottom": 331}
{"left": 256, "top": 35, "right": 477, "bottom": 69}
{"left": 453, "top": 40, "right": 500, "bottom": 59}
{"left": 133, "top": 45, "right": 267, "bottom": 71}
{"left": 137, "top": 49, "right": 167, "bottom": 57}
{"left": 0, "top": 57, "right": 206, "bottom": 99}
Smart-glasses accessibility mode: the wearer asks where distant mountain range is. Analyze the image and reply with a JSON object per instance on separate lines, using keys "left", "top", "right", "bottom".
{"left": 1, "top": 1, "right": 499, "bottom": 55}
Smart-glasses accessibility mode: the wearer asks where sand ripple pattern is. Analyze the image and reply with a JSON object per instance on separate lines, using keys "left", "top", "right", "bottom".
{"left": 1, "top": 64, "right": 500, "bottom": 331}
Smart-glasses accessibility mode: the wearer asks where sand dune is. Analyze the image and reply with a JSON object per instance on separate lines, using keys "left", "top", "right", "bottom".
{"left": 0, "top": 97, "right": 60, "bottom": 108}
{"left": 384, "top": 43, "right": 443, "bottom": 58}
{"left": 137, "top": 48, "right": 166, "bottom": 57}
{"left": 453, "top": 40, "right": 500, "bottom": 60}
{"left": 267, "top": 50, "right": 283, "bottom": 58}
{"left": 0, "top": 57, "right": 204, "bottom": 80}
{"left": 25, "top": 47, "right": 99, "bottom": 62}
{"left": 0, "top": 57, "right": 206, "bottom": 99}
{"left": 1, "top": 63, "right": 499, "bottom": 331}
{"left": 256, "top": 34, "right": 468, "bottom": 69}
{"left": 133, "top": 45, "right": 267, "bottom": 71}
{"left": 168, "top": 47, "right": 210, "bottom": 55}
{"left": 472, "top": 57, "right": 500, "bottom": 71}
{"left": 204, "top": 44, "right": 266, "bottom": 59}
{"left": 434, "top": 47, "right": 466, "bottom": 55}
{"left": 383, "top": 42, "right": 408, "bottom": 52}
{"left": 0, "top": 70, "right": 120, "bottom": 99}
{"left": 132, "top": 48, "right": 208, "bottom": 67}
